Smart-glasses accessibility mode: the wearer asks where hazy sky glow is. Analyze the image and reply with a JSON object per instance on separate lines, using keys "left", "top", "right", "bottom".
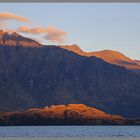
{"left": 0, "top": 3, "right": 140, "bottom": 59}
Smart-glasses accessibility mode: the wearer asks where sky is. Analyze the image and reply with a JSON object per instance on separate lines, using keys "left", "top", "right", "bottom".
{"left": 0, "top": 3, "right": 140, "bottom": 60}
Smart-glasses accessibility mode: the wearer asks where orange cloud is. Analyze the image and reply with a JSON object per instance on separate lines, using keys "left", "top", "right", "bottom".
{"left": 17, "top": 26, "right": 67, "bottom": 43}
{"left": 0, "top": 12, "right": 29, "bottom": 22}
{"left": 44, "top": 26, "right": 67, "bottom": 43}
{"left": 17, "top": 26, "right": 47, "bottom": 34}
{"left": 17, "top": 26, "right": 31, "bottom": 33}
{"left": 5, "top": 29, "right": 15, "bottom": 33}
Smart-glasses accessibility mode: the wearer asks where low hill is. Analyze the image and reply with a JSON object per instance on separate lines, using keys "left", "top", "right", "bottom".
{"left": 0, "top": 104, "right": 127, "bottom": 125}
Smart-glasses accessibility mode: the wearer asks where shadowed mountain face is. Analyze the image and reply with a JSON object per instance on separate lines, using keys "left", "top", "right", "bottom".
{"left": 60, "top": 45, "right": 140, "bottom": 74}
{"left": 0, "top": 104, "right": 126, "bottom": 125}
{"left": 0, "top": 31, "right": 140, "bottom": 118}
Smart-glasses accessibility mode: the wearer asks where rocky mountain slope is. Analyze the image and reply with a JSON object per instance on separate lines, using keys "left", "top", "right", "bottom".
{"left": 60, "top": 45, "right": 140, "bottom": 74}
{"left": 0, "top": 30, "right": 140, "bottom": 118}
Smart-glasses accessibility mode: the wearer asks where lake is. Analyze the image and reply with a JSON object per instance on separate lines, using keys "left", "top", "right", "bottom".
{"left": 0, "top": 126, "right": 140, "bottom": 137}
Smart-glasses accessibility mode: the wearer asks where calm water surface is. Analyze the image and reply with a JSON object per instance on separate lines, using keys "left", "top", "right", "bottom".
{"left": 0, "top": 126, "right": 140, "bottom": 137}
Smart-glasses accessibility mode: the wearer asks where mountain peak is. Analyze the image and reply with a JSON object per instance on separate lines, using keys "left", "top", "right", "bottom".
{"left": 59, "top": 44, "right": 83, "bottom": 55}
{"left": 0, "top": 30, "right": 9, "bottom": 37}
{"left": 0, "top": 29, "right": 41, "bottom": 47}
{"left": 69, "top": 44, "right": 83, "bottom": 51}
{"left": 90, "top": 49, "right": 135, "bottom": 64}
{"left": 91, "top": 49, "right": 129, "bottom": 60}
{"left": 96, "top": 49, "right": 126, "bottom": 56}
{"left": 11, "top": 32, "right": 21, "bottom": 37}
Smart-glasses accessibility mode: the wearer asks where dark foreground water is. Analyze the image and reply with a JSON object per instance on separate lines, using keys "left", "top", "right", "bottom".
{"left": 0, "top": 126, "right": 140, "bottom": 137}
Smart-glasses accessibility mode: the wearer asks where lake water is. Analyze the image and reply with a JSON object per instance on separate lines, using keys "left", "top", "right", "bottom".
{"left": 0, "top": 126, "right": 140, "bottom": 137}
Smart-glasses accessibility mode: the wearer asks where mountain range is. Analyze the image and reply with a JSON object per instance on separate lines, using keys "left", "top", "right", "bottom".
{"left": 0, "top": 30, "right": 140, "bottom": 118}
{"left": 60, "top": 45, "right": 140, "bottom": 74}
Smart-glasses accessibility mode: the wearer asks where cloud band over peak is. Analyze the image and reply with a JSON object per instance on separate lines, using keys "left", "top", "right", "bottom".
{"left": 17, "top": 26, "right": 67, "bottom": 43}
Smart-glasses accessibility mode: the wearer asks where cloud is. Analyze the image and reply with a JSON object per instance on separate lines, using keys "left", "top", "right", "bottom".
{"left": 17, "top": 26, "right": 31, "bottom": 33}
{"left": 0, "top": 12, "right": 29, "bottom": 22}
{"left": 17, "top": 26, "right": 67, "bottom": 43}
{"left": 5, "top": 29, "right": 15, "bottom": 33}
{"left": 17, "top": 26, "right": 47, "bottom": 34}
{"left": 0, "top": 12, "right": 67, "bottom": 43}
{"left": 44, "top": 26, "right": 67, "bottom": 43}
